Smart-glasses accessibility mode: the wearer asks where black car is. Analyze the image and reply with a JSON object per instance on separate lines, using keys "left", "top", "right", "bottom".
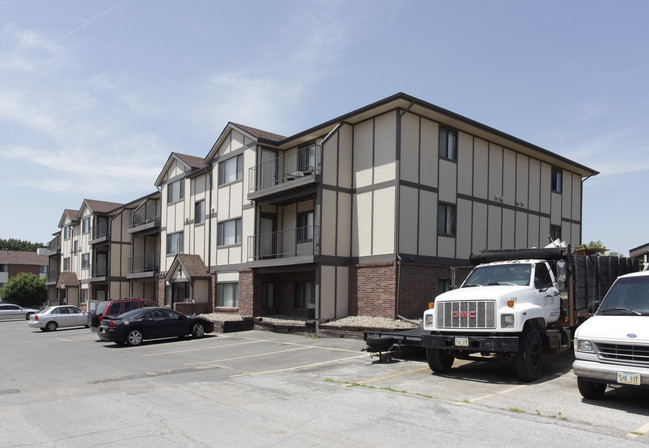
{"left": 98, "top": 307, "right": 214, "bottom": 346}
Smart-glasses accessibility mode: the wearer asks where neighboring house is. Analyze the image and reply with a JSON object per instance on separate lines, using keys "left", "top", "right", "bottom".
{"left": 0, "top": 249, "right": 48, "bottom": 290}
{"left": 153, "top": 92, "right": 597, "bottom": 319}
{"left": 630, "top": 242, "right": 649, "bottom": 268}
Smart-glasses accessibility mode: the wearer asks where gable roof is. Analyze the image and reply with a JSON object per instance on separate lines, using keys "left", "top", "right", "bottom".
{"left": 0, "top": 250, "right": 47, "bottom": 266}
{"left": 83, "top": 199, "right": 125, "bottom": 215}
{"left": 58, "top": 209, "right": 80, "bottom": 228}
{"left": 57, "top": 272, "right": 79, "bottom": 288}
{"left": 230, "top": 122, "right": 286, "bottom": 143}
{"left": 154, "top": 152, "right": 208, "bottom": 187}
{"left": 165, "top": 254, "right": 210, "bottom": 281}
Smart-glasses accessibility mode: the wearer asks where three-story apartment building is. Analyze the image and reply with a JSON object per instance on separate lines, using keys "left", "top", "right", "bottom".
{"left": 152, "top": 92, "right": 597, "bottom": 320}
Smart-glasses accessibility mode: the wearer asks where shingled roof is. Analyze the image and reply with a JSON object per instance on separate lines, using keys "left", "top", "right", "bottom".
{"left": 172, "top": 152, "right": 208, "bottom": 170}
{"left": 230, "top": 122, "right": 286, "bottom": 143}
{"left": 175, "top": 254, "right": 210, "bottom": 279}
{"left": 84, "top": 199, "right": 125, "bottom": 214}
{"left": 0, "top": 250, "right": 47, "bottom": 266}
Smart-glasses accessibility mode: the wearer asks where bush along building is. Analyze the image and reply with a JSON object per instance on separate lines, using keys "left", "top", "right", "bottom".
{"left": 47, "top": 93, "right": 598, "bottom": 320}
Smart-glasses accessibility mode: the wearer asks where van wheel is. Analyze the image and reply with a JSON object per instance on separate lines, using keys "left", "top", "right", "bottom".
{"left": 577, "top": 377, "right": 606, "bottom": 399}
{"left": 515, "top": 328, "right": 543, "bottom": 382}
{"left": 426, "top": 348, "right": 454, "bottom": 372}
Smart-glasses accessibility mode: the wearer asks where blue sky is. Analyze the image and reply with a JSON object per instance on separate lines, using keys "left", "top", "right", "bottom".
{"left": 0, "top": 0, "right": 647, "bottom": 255}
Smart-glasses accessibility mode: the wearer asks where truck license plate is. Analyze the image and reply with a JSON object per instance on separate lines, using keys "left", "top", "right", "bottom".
{"left": 617, "top": 371, "right": 641, "bottom": 386}
{"left": 455, "top": 337, "right": 469, "bottom": 347}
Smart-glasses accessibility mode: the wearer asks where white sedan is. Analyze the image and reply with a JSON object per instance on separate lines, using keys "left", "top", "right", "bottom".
{"left": 29, "top": 305, "right": 88, "bottom": 331}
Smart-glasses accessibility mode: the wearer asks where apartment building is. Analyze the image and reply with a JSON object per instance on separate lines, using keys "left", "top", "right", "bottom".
{"left": 152, "top": 92, "right": 597, "bottom": 320}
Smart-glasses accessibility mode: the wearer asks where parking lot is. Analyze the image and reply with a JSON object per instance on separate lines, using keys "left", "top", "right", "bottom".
{"left": 1, "top": 319, "right": 649, "bottom": 447}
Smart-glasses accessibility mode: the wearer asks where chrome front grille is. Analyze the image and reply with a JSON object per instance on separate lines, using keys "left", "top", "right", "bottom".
{"left": 436, "top": 300, "right": 496, "bottom": 329}
{"left": 596, "top": 342, "right": 649, "bottom": 367}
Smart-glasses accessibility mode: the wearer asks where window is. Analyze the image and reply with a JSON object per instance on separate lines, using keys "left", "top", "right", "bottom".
{"left": 167, "top": 179, "right": 185, "bottom": 203}
{"left": 437, "top": 203, "right": 456, "bottom": 236}
{"left": 218, "top": 154, "right": 243, "bottom": 186}
{"left": 81, "top": 289, "right": 88, "bottom": 303}
{"left": 550, "top": 225, "right": 562, "bottom": 241}
{"left": 534, "top": 263, "right": 553, "bottom": 289}
{"left": 73, "top": 240, "right": 78, "bottom": 254}
{"left": 439, "top": 126, "right": 458, "bottom": 161}
{"left": 64, "top": 226, "right": 72, "bottom": 240}
{"left": 295, "top": 282, "right": 311, "bottom": 309}
{"left": 551, "top": 166, "right": 563, "bottom": 193}
{"left": 63, "top": 257, "right": 70, "bottom": 271}
{"left": 166, "top": 232, "right": 184, "bottom": 255}
{"left": 217, "top": 283, "right": 238, "bottom": 307}
{"left": 297, "top": 211, "right": 314, "bottom": 243}
{"left": 217, "top": 219, "right": 242, "bottom": 246}
{"left": 81, "top": 253, "right": 89, "bottom": 270}
{"left": 261, "top": 282, "right": 276, "bottom": 309}
{"left": 195, "top": 200, "right": 205, "bottom": 224}
{"left": 82, "top": 218, "right": 90, "bottom": 234}
{"left": 0, "top": 264, "right": 7, "bottom": 273}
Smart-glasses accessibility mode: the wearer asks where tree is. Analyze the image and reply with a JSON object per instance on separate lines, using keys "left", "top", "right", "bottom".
{"left": 0, "top": 238, "right": 44, "bottom": 252}
{"left": 0, "top": 273, "right": 47, "bottom": 308}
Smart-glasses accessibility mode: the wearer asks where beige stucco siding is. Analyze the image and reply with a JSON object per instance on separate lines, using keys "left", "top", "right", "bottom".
{"left": 373, "top": 112, "right": 397, "bottom": 184}
{"left": 516, "top": 211, "right": 528, "bottom": 248}
{"left": 353, "top": 191, "right": 372, "bottom": 257}
{"left": 516, "top": 153, "right": 529, "bottom": 208}
{"left": 489, "top": 144, "right": 503, "bottom": 201}
{"left": 540, "top": 163, "right": 551, "bottom": 212}
{"left": 562, "top": 172, "right": 573, "bottom": 219}
{"left": 458, "top": 132, "right": 473, "bottom": 196}
{"left": 322, "top": 133, "right": 338, "bottom": 186}
{"left": 420, "top": 118, "right": 439, "bottom": 188}
{"left": 472, "top": 202, "right": 488, "bottom": 254}
{"left": 473, "top": 138, "right": 489, "bottom": 200}
{"left": 373, "top": 187, "right": 395, "bottom": 255}
{"left": 321, "top": 189, "right": 337, "bottom": 256}
{"left": 418, "top": 190, "right": 437, "bottom": 256}
{"left": 528, "top": 214, "right": 540, "bottom": 248}
{"left": 456, "top": 198, "right": 472, "bottom": 259}
{"left": 193, "top": 279, "right": 209, "bottom": 303}
{"left": 438, "top": 236, "right": 454, "bottom": 258}
{"left": 488, "top": 205, "right": 502, "bottom": 249}
{"left": 528, "top": 159, "right": 541, "bottom": 211}
{"left": 336, "top": 266, "right": 349, "bottom": 318}
{"left": 503, "top": 149, "right": 516, "bottom": 206}
{"left": 353, "top": 120, "right": 373, "bottom": 188}
{"left": 338, "top": 124, "right": 353, "bottom": 190}
{"left": 399, "top": 185, "right": 418, "bottom": 255}
{"left": 551, "top": 193, "right": 562, "bottom": 225}
{"left": 320, "top": 266, "right": 335, "bottom": 320}
{"left": 337, "top": 192, "right": 351, "bottom": 257}
{"left": 400, "top": 112, "right": 420, "bottom": 184}
{"left": 571, "top": 173, "right": 581, "bottom": 219}
{"left": 502, "top": 209, "right": 515, "bottom": 249}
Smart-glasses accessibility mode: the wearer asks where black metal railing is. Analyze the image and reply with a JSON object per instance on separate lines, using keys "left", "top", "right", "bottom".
{"left": 131, "top": 200, "right": 161, "bottom": 228}
{"left": 128, "top": 253, "right": 159, "bottom": 274}
{"left": 248, "top": 226, "right": 320, "bottom": 261}
{"left": 92, "top": 259, "right": 108, "bottom": 277}
{"left": 248, "top": 145, "right": 320, "bottom": 193}
{"left": 93, "top": 220, "right": 108, "bottom": 240}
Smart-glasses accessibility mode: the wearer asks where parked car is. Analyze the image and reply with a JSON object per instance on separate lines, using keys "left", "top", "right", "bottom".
{"left": 88, "top": 298, "right": 157, "bottom": 331}
{"left": 98, "top": 307, "right": 214, "bottom": 346}
{"left": 29, "top": 305, "right": 88, "bottom": 331}
{"left": 0, "top": 303, "right": 40, "bottom": 320}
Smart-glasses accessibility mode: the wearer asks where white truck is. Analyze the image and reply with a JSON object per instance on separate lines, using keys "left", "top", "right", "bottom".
{"left": 573, "top": 270, "right": 649, "bottom": 399}
{"left": 365, "top": 245, "right": 639, "bottom": 382}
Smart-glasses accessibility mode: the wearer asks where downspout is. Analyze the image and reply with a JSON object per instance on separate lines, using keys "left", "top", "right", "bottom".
{"left": 207, "top": 170, "right": 214, "bottom": 311}
{"left": 395, "top": 103, "right": 416, "bottom": 323}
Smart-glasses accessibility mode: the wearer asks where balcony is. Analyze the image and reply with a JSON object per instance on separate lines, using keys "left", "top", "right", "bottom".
{"left": 90, "top": 220, "right": 108, "bottom": 244}
{"left": 128, "top": 253, "right": 159, "bottom": 278}
{"left": 46, "top": 236, "right": 60, "bottom": 256}
{"left": 248, "top": 145, "right": 320, "bottom": 201}
{"left": 248, "top": 226, "right": 320, "bottom": 263}
{"left": 129, "top": 200, "right": 161, "bottom": 234}
{"left": 91, "top": 260, "right": 108, "bottom": 279}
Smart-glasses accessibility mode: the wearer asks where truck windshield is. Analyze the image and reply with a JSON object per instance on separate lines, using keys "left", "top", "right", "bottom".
{"left": 597, "top": 276, "right": 649, "bottom": 315}
{"left": 462, "top": 264, "right": 531, "bottom": 287}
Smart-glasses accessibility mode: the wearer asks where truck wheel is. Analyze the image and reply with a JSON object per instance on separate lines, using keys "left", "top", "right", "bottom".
{"left": 426, "top": 348, "right": 454, "bottom": 372}
{"left": 514, "top": 328, "right": 543, "bottom": 382}
{"left": 365, "top": 335, "right": 396, "bottom": 352}
{"left": 577, "top": 377, "right": 606, "bottom": 399}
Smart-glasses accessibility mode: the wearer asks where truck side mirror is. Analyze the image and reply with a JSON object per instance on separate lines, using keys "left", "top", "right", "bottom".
{"left": 556, "top": 260, "right": 567, "bottom": 283}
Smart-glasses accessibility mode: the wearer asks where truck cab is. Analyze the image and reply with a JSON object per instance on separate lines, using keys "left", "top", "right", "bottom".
{"left": 573, "top": 271, "right": 649, "bottom": 399}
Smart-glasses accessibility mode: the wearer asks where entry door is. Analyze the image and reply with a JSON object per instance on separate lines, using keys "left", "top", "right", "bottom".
{"left": 260, "top": 216, "right": 276, "bottom": 259}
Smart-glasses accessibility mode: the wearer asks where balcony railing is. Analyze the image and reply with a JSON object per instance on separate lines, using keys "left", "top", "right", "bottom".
{"left": 131, "top": 200, "right": 161, "bottom": 229}
{"left": 128, "top": 253, "right": 159, "bottom": 274}
{"left": 248, "top": 145, "right": 320, "bottom": 193}
{"left": 248, "top": 226, "right": 320, "bottom": 261}
{"left": 92, "top": 260, "right": 107, "bottom": 278}
{"left": 92, "top": 220, "right": 108, "bottom": 241}
{"left": 46, "top": 236, "right": 60, "bottom": 255}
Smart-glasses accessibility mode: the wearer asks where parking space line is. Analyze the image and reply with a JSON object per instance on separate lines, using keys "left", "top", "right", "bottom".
{"left": 141, "top": 340, "right": 263, "bottom": 357}
{"left": 56, "top": 338, "right": 74, "bottom": 342}
{"left": 184, "top": 346, "right": 311, "bottom": 366}
{"left": 229, "top": 354, "right": 367, "bottom": 378}
{"left": 627, "top": 421, "right": 649, "bottom": 439}
{"left": 455, "top": 384, "right": 527, "bottom": 404}
{"left": 217, "top": 334, "right": 363, "bottom": 354}
{"left": 356, "top": 367, "right": 431, "bottom": 385}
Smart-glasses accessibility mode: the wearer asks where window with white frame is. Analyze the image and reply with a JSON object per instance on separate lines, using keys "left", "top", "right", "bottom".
{"left": 82, "top": 218, "right": 90, "bottom": 234}
{"left": 64, "top": 226, "right": 72, "bottom": 240}
{"left": 216, "top": 283, "right": 238, "bottom": 307}
{"left": 439, "top": 126, "right": 458, "bottom": 161}
{"left": 167, "top": 179, "right": 185, "bottom": 204}
{"left": 195, "top": 200, "right": 205, "bottom": 224}
{"left": 218, "top": 154, "right": 243, "bottom": 186}
{"left": 81, "top": 289, "right": 88, "bottom": 303}
{"left": 63, "top": 257, "right": 70, "bottom": 271}
{"left": 437, "top": 203, "right": 456, "bottom": 237}
{"left": 166, "top": 232, "right": 184, "bottom": 255}
{"left": 217, "top": 219, "right": 242, "bottom": 246}
{"left": 81, "top": 253, "right": 89, "bottom": 270}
